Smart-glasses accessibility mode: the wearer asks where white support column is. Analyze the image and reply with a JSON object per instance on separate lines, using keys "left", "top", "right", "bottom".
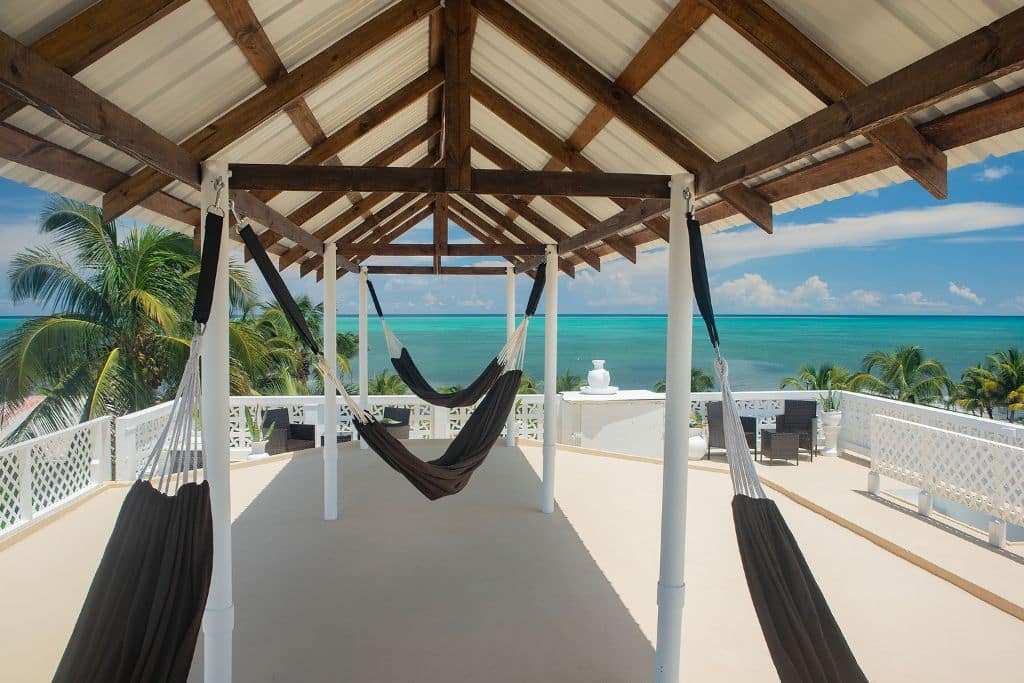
{"left": 200, "top": 160, "right": 233, "bottom": 683}
{"left": 541, "top": 245, "right": 558, "bottom": 514}
{"left": 505, "top": 266, "right": 517, "bottom": 448}
{"left": 358, "top": 267, "right": 369, "bottom": 449}
{"left": 323, "top": 245, "right": 339, "bottom": 520}
{"left": 654, "top": 172, "right": 694, "bottom": 683}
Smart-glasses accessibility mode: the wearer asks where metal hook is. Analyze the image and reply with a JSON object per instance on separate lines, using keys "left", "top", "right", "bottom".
{"left": 229, "top": 199, "right": 244, "bottom": 226}
{"left": 210, "top": 177, "right": 225, "bottom": 214}
{"left": 682, "top": 187, "right": 693, "bottom": 216}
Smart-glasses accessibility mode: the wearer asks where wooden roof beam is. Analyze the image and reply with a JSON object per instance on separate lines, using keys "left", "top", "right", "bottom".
{"left": 433, "top": 192, "right": 448, "bottom": 273}
{"left": 472, "top": 0, "right": 772, "bottom": 233}
{"left": 101, "top": 0, "right": 440, "bottom": 221}
{"left": 700, "top": 0, "right": 947, "bottom": 199}
{"left": 0, "top": 30, "right": 325, "bottom": 256}
{"left": 443, "top": 0, "right": 473, "bottom": 190}
{"left": 330, "top": 204, "right": 436, "bottom": 280}
{"left": 337, "top": 243, "right": 544, "bottom": 256}
{"left": 0, "top": 0, "right": 189, "bottom": 120}
{"left": 698, "top": 6, "right": 1024, "bottom": 196}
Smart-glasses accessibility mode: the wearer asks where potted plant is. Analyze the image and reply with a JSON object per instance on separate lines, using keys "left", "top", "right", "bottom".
{"left": 688, "top": 412, "right": 707, "bottom": 461}
{"left": 821, "top": 390, "right": 842, "bottom": 427}
{"left": 245, "top": 407, "right": 275, "bottom": 459}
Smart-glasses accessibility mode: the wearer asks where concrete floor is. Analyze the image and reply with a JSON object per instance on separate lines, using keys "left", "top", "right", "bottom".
{"left": 2, "top": 442, "right": 1024, "bottom": 681}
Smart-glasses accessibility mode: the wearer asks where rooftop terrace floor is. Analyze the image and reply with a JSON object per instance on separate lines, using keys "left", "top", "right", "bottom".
{"left": 2, "top": 442, "right": 1023, "bottom": 681}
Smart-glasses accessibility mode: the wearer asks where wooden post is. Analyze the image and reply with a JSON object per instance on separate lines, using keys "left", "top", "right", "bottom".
{"left": 323, "top": 244, "right": 339, "bottom": 519}
{"left": 541, "top": 245, "right": 558, "bottom": 513}
{"left": 358, "top": 267, "right": 369, "bottom": 449}
{"left": 505, "top": 266, "right": 516, "bottom": 447}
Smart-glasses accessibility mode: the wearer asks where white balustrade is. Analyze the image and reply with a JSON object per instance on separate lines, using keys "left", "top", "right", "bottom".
{"left": 871, "top": 414, "right": 1024, "bottom": 546}
{"left": 0, "top": 416, "right": 111, "bottom": 535}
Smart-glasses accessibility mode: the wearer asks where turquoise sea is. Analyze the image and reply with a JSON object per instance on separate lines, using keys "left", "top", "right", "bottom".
{"left": 2, "top": 315, "right": 1021, "bottom": 391}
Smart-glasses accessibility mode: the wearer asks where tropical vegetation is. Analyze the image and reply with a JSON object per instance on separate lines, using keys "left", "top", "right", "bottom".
{"left": 653, "top": 367, "right": 715, "bottom": 393}
{"left": 0, "top": 198, "right": 356, "bottom": 442}
{"left": 780, "top": 363, "right": 850, "bottom": 391}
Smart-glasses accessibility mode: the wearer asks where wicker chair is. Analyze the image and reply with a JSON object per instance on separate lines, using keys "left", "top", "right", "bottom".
{"left": 382, "top": 407, "right": 411, "bottom": 439}
{"left": 705, "top": 401, "right": 757, "bottom": 459}
{"left": 779, "top": 400, "right": 818, "bottom": 457}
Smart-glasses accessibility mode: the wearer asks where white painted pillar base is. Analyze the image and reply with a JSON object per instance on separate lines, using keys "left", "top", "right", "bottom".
{"left": 358, "top": 267, "right": 369, "bottom": 449}
{"left": 323, "top": 245, "right": 339, "bottom": 520}
{"left": 653, "top": 172, "right": 694, "bottom": 683}
{"left": 200, "top": 160, "right": 233, "bottom": 683}
{"left": 989, "top": 519, "right": 1007, "bottom": 547}
{"left": 867, "top": 470, "right": 880, "bottom": 495}
{"left": 541, "top": 246, "right": 558, "bottom": 514}
{"left": 505, "top": 266, "right": 516, "bottom": 448}
{"left": 917, "top": 490, "right": 934, "bottom": 517}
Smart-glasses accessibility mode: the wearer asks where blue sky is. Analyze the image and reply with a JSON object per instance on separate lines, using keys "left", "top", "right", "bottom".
{"left": 0, "top": 151, "right": 1021, "bottom": 316}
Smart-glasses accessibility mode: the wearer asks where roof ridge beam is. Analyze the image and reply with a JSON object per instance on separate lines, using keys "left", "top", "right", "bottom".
{"left": 102, "top": 0, "right": 440, "bottom": 221}
{"left": 443, "top": 0, "right": 473, "bottom": 190}
{"left": 698, "top": 6, "right": 1024, "bottom": 197}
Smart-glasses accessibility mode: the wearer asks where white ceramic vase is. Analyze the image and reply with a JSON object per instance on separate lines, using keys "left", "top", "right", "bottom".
{"left": 821, "top": 410, "right": 842, "bottom": 428}
{"left": 248, "top": 440, "right": 269, "bottom": 460}
{"left": 588, "top": 360, "right": 610, "bottom": 390}
{"left": 688, "top": 427, "right": 706, "bottom": 461}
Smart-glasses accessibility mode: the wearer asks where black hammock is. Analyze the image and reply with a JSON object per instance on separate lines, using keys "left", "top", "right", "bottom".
{"left": 366, "top": 268, "right": 544, "bottom": 408}
{"left": 238, "top": 226, "right": 541, "bottom": 500}
{"left": 53, "top": 211, "right": 222, "bottom": 683}
{"left": 689, "top": 215, "right": 866, "bottom": 683}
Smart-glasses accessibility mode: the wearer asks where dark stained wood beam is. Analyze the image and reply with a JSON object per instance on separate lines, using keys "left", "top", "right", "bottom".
{"left": 698, "top": 6, "right": 1024, "bottom": 196}
{"left": 0, "top": 29, "right": 324, "bottom": 254}
{"left": 330, "top": 204, "right": 436, "bottom": 280}
{"left": 101, "top": 0, "right": 440, "bottom": 221}
{"left": 337, "top": 243, "right": 544, "bottom": 256}
{"left": 0, "top": 122, "right": 198, "bottom": 226}
{"left": 0, "top": 0, "right": 189, "bottom": 120}
{"left": 700, "top": 0, "right": 947, "bottom": 199}
{"left": 229, "top": 163, "right": 671, "bottom": 198}
{"left": 488, "top": 193, "right": 601, "bottom": 271}
{"left": 364, "top": 266, "right": 508, "bottom": 275}
{"left": 443, "top": 0, "right": 473, "bottom": 190}
{"left": 472, "top": 0, "right": 772, "bottom": 233}
{"left": 426, "top": 10, "right": 445, "bottom": 159}
{"left": 433, "top": 192, "right": 448, "bottom": 273}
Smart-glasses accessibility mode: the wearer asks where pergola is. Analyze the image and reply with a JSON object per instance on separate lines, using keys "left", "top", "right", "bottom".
{"left": 1, "top": 1, "right": 1023, "bottom": 681}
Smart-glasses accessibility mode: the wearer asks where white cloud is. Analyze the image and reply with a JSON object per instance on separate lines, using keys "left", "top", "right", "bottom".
{"left": 892, "top": 291, "right": 943, "bottom": 307}
{"left": 844, "top": 289, "right": 882, "bottom": 307}
{"left": 712, "top": 273, "right": 836, "bottom": 312}
{"left": 704, "top": 202, "right": 1024, "bottom": 270}
{"left": 975, "top": 165, "right": 1013, "bottom": 181}
{"left": 948, "top": 281, "right": 984, "bottom": 305}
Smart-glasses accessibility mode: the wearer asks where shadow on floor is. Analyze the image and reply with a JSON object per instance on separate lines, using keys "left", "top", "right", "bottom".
{"left": 856, "top": 490, "right": 1024, "bottom": 566}
{"left": 191, "top": 445, "right": 654, "bottom": 682}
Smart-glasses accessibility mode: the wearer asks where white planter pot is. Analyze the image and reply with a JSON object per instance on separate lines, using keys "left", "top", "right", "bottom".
{"left": 587, "top": 360, "right": 610, "bottom": 390}
{"left": 688, "top": 427, "right": 706, "bottom": 461}
{"left": 248, "top": 440, "right": 269, "bottom": 459}
{"left": 820, "top": 412, "right": 841, "bottom": 456}
{"left": 821, "top": 411, "right": 842, "bottom": 427}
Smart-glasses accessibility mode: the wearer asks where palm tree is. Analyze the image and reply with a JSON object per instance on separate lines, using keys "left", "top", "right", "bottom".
{"left": 848, "top": 345, "right": 954, "bottom": 404}
{"left": 556, "top": 369, "right": 584, "bottom": 392}
{"left": 1008, "top": 384, "right": 1024, "bottom": 417}
{"left": 954, "top": 365, "right": 1001, "bottom": 418}
{"left": 780, "top": 363, "right": 851, "bottom": 390}
{"left": 0, "top": 198, "right": 257, "bottom": 441}
{"left": 517, "top": 372, "right": 540, "bottom": 395}
{"left": 986, "top": 348, "right": 1024, "bottom": 421}
{"left": 653, "top": 367, "right": 716, "bottom": 393}
{"left": 437, "top": 384, "right": 463, "bottom": 394}
{"left": 367, "top": 369, "right": 407, "bottom": 395}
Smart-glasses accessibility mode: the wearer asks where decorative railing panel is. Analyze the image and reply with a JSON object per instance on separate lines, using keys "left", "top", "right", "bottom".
{"left": 0, "top": 417, "right": 110, "bottom": 533}
{"left": 840, "top": 391, "right": 1024, "bottom": 457}
{"left": 872, "top": 415, "right": 1024, "bottom": 528}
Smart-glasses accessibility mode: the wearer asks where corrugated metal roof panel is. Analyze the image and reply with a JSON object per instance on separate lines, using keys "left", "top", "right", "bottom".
{"left": 0, "top": 0, "right": 94, "bottom": 43}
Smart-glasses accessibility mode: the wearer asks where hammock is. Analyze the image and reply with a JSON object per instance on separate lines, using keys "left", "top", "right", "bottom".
{"left": 53, "top": 210, "right": 222, "bottom": 683}
{"left": 238, "top": 227, "right": 537, "bottom": 499}
{"left": 689, "top": 214, "right": 866, "bottom": 683}
{"left": 366, "top": 269, "right": 544, "bottom": 408}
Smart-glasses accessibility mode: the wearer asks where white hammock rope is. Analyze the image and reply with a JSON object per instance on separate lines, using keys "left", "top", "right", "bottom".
{"left": 137, "top": 326, "right": 205, "bottom": 494}
{"left": 713, "top": 353, "right": 766, "bottom": 500}
{"left": 319, "top": 315, "right": 531, "bottom": 427}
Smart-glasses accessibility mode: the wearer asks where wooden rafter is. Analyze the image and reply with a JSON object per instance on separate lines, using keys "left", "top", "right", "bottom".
{"left": 426, "top": 11, "right": 445, "bottom": 159}
{"left": 338, "top": 243, "right": 544, "bottom": 256}
{"left": 443, "top": 0, "right": 473, "bottom": 190}
{"left": 433, "top": 192, "right": 448, "bottom": 273}
{"left": 472, "top": 0, "right": 773, "bottom": 233}
{"left": 494, "top": 0, "right": 707, "bottom": 247}
{"left": 698, "top": 6, "right": 1024, "bottom": 196}
{"left": 0, "top": 0, "right": 189, "bottom": 120}
{"left": 101, "top": 0, "right": 440, "bottom": 221}
{"left": 0, "top": 30, "right": 326, "bottom": 256}
{"left": 447, "top": 212, "right": 522, "bottom": 271}
{"left": 329, "top": 204, "right": 436, "bottom": 280}
{"left": 700, "top": 0, "right": 947, "bottom": 199}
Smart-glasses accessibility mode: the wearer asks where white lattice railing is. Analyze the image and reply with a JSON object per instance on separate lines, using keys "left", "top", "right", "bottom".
{"left": 839, "top": 391, "right": 1024, "bottom": 457}
{"left": 689, "top": 389, "right": 826, "bottom": 428}
{"left": 0, "top": 416, "right": 111, "bottom": 534}
{"left": 111, "top": 394, "right": 547, "bottom": 475}
{"left": 871, "top": 414, "right": 1024, "bottom": 544}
